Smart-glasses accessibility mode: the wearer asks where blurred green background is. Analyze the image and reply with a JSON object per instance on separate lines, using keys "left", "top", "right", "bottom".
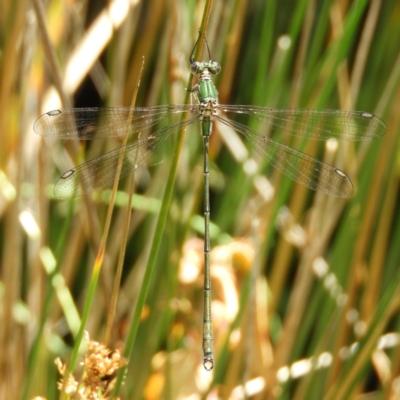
{"left": 1, "top": 0, "right": 400, "bottom": 399}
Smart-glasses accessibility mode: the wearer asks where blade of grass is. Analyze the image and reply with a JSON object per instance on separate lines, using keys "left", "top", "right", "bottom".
{"left": 21, "top": 201, "right": 76, "bottom": 400}
{"left": 103, "top": 57, "right": 145, "bottom": 346}
{"left": 65, "top": 54, "right": 145, "bottom": 385}
{"left": 112, "top": 1, "right": 215, "bottom": 395}
{"left": 309, "top": 0, "right": 371, "bottom": 108}
{"left": 323, "top": 273, "right": 400, "bottom": 400}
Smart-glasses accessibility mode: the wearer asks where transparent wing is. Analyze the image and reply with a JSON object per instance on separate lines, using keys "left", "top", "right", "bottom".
{"left": 53, "top": 115, "right": 199, "bottom": 198}
{"left": 33, "top": 105, "right": 194, "bottom": 139}
{"left": 216, "top": 115, "right": 354, "bottom": 198}
{"left": 217, "top": 106, "right": 386, "bottom": 141}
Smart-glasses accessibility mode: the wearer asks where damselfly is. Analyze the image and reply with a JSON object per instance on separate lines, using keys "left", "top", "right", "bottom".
{"left": 34, "top": 35, "right": 386, "bottom": 370}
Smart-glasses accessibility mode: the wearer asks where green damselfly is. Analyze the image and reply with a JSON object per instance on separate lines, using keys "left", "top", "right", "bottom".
{"left": 34, "top": 35, "right": 386, "bottom": 370}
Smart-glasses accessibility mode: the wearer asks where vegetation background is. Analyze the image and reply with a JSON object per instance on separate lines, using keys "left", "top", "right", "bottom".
{"left": 1, "top": 0, "right": 400, "bottom": 398}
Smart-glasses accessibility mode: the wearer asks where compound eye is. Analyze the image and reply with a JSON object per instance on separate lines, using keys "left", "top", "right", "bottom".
{"left": 209, "top": 62, "right": 221, "bottom": 75}
{"left": 191, "top": 62, "right": 203, "bottom": 74}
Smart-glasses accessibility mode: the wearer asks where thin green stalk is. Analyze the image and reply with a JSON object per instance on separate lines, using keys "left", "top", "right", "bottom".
{"left": 112, "top": 1, "right": 215, "bottom": 394}
{"left": 323, "top": 275, "right": 400, "bottom": 400}
{"left": 311, "top": 0, "right": 371, "bottom": 108}
{"left": 21, "top": 200, "right": 75, "bottom": 400}
{"left": 103, "top": 58, "right": 145, "bottom": 346}
{"left": 66, "top": 33, "right": 145, "bottom": 388}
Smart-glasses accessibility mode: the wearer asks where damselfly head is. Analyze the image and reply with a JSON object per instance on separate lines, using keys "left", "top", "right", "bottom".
{"left": 190, "top": 61, "right": 221, "bottom": 75}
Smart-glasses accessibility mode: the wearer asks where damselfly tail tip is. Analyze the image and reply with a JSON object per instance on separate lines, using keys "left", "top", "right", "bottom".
{"left": 203, "top": 357, "right": 214, "bottom": 371}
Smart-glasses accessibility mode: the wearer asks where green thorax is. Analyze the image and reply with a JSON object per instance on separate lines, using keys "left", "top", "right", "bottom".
{"left": 197, "top": 79, "right": 218, "bottom": 103}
